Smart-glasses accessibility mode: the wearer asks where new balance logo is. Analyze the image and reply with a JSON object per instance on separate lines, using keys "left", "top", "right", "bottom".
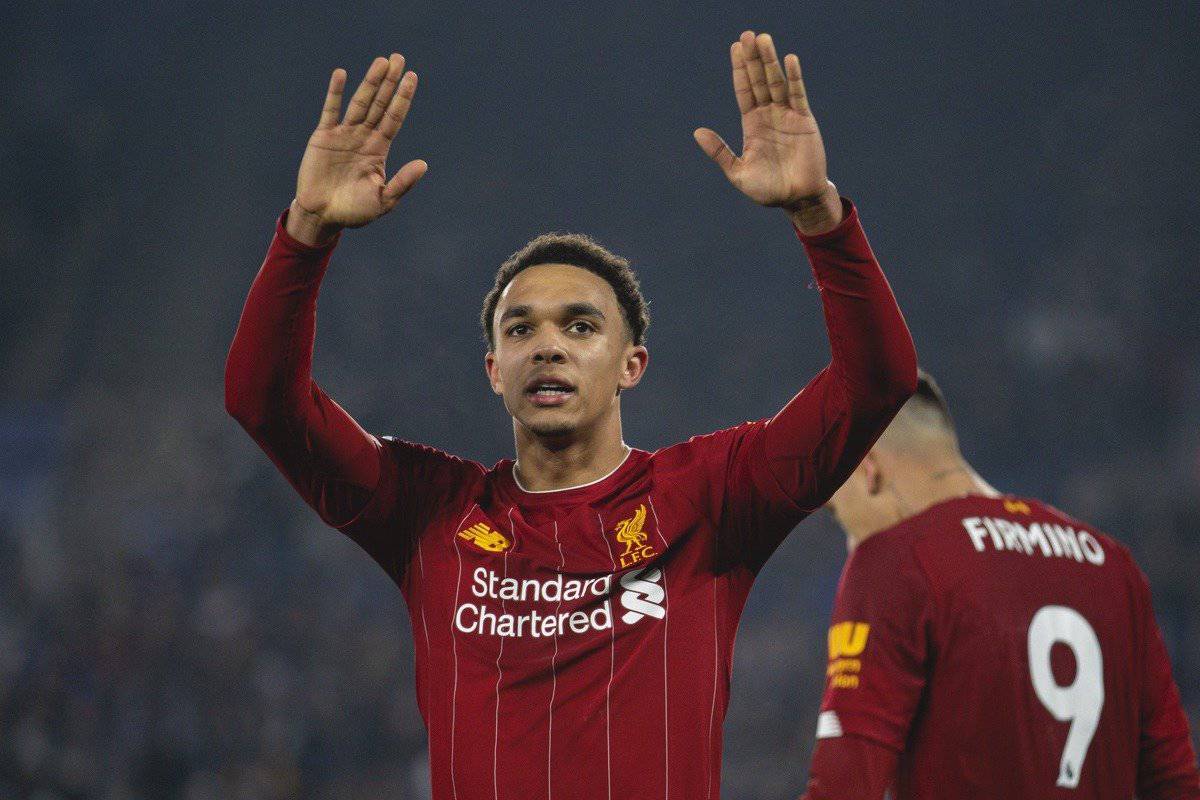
{"left": 619, "top": 566, "right": 665, "bottom": 624}
{"left": 457, "top": 522, "right": 511, "bottom": 553}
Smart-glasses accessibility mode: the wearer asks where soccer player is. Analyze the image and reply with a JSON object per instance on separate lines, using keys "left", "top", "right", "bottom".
{"left": 225, "top": 31, "right": 916, "bottom": 799}
{"left": 802, "top": 371, "right": 1200, "bottom": 799}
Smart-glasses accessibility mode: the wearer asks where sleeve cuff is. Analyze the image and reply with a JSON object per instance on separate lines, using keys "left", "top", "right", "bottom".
{"left": 815, "top": 707, "right": 905, "bottom": 753}
{"left": 791, "top": 197, "right": 860, "bottom": 245}
{"left": 274, "top": 208, "right": 343, "bottom": 255}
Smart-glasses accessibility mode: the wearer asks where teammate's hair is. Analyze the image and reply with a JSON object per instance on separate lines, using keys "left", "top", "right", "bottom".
{"left": 889, "top": 367, "right": 957, "bottom": 441}
{"left": 480, "top": 233, "right": 650, "bottom": 349}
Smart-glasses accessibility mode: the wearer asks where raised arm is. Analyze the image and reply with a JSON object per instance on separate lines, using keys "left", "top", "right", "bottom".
{"left": 224, "top": 54, "right": 425, "bottom": 528}
{"left": 695, "top": 32, "right": 916, "bottom": 517}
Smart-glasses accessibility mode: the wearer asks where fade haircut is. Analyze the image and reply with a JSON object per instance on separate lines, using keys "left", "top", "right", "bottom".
{"left": 881, "top": 367, "right": 959, "bottom": 448}
{"left": 910, "top": 368, "right": 955, "bottom": 430}
{"left": 480, "top": 232, "right": 650, "bottom": 349}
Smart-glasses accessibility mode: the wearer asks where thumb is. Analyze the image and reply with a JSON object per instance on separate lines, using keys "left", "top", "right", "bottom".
{"left": 693, "top": 128, "right": 737, "bottom": 177}
{"left": 384, "top": 158, "right": 428, "bottom": 201}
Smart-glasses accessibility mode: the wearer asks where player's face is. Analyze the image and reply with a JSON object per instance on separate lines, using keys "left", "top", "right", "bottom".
{"left": 485, "top": 263, "right": 647, "bottom": 440}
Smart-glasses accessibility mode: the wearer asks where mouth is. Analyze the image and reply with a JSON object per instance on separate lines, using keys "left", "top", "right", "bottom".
{"left": 524, "top": 377, "right": 577, "bottom": 407}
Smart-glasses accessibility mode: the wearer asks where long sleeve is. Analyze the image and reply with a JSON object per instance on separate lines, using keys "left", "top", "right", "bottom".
{"left": 763, "top": 198, "right": 917, "bottom": 506}
{"left": 718, "top": 199, "right": 917, "bottom": 567}
{"left": 224, "top": 209, "right": 383, "bottom": 528}
{"left": 1135, "top": 567, "right": 1200, "bottom": 799}
{"left": 800, "top": 735, "right": 897, "bottom": 800}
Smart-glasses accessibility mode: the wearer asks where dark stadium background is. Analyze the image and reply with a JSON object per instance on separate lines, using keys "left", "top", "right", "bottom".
{"left": 2, "top": 2, "right": 1197, "bottom": 797}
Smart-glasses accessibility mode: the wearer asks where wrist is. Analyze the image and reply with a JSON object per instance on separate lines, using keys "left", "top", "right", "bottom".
{"left": 286, "top": 199, "right": 342, "bottom": 247}
{"left": 784, "top": 181, "right": 842, "bottom": 236}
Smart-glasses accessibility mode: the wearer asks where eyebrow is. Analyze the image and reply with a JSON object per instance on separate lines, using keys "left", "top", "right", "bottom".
{"left": 498, "top": 302, "right": 607, "bottom": 325}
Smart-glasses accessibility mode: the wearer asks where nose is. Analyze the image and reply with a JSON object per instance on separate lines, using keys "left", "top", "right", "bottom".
{"left": 529, "top": 328, "right": 569, "bottom": 364}
{"left": 531, "top": 343, "right": 568, "bottom": 364}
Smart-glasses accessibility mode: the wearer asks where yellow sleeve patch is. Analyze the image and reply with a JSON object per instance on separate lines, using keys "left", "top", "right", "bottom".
{"left": 826, "top": 621, "right": 870, "bottom": 689}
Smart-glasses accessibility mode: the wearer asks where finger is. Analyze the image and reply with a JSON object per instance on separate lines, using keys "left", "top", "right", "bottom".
{"left": 365, "top": 53, "right": 405, "bottom": 128}
{"left": 758, "top": 34, "right": 788, "bottom": 105}
{"left": 376, "top": 71, "right": 418, "bottom": 141}
{"left": 343, "top": 56, "right": 389, "bottom": 125}
{"left": 740, "top": 30, "right": 770, "bottom": 106}
{"left": 730, "top": 42, "right": 754, "bottom": 115}
{"left": 383, "top": 158, "right": 429, "bottom": 201}
{"left": 317, "top": 68, "right": 347, "bottom": 129}
{"left": 693, "top": 127, "right": 738, "bottom": 177}
{"left": 784, "top": 54, "right": 810, "bottom": 115}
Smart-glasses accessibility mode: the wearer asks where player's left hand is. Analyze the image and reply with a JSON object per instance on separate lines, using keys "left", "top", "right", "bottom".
{"left": 694, "top": 31, "right": 842, "bottom": 232}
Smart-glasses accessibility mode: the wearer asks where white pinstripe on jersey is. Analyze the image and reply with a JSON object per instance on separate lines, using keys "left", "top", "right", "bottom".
{"left": 597, "top": 511, "right": 617, "bottom": 800}
{"left": 548, "top": 519, "right": 565, "bottom": 800}
{"left": 448, "top": 503, "right": 478, "bottom": 800}
{"left": 646, "top": 495, "right": 670, "bottom": 800}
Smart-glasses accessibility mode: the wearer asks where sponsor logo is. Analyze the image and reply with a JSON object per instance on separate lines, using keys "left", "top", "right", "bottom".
{"left": 613, "top": 504, "right": 657, "bottom": 569}
{"left": 1004, "top": 499, "right": 1032, "bottom": 515}
{"left": 452, "top": 566, "right": 667, "bottom": 639}
{"left": 828, "top": 621, "right": 870, "bottom": 658}
{"left": 457, "top": 522, "right": 511, "bottom": 553}
{"left": 827, "top": 621, "right": 869, "bottom": 689}
{"left": 455, "top": 567, "right": 612, "bottom": 638}
{"left": 619, "top": 566, "right": 666, "bottom": 624}
{"left": 455, "top": 600, "right": 612, "bottom": 638}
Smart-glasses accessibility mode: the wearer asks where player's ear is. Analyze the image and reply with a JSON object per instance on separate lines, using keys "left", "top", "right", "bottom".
{"left": 484, "top": 351, "right": 504, "bottom": 395}
{"left": 617, "top": 344, "right": 649, "bottom": 391}
{"left": 862, "top": 451, "right": 884, "bottom": 496}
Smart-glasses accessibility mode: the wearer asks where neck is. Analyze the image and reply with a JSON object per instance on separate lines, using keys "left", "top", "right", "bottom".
{"left": 512, "top": 408, "right": 630, "bottom": 492}
{"left": 847, "top": 457, "right": 1000, "bottom": 551}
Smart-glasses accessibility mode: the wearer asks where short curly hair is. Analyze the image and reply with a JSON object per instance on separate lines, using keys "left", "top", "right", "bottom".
{"left": 480, "top": 232, "right": 650, "bottom": 349}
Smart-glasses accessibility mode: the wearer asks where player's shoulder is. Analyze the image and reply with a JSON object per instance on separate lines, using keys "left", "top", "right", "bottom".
{"left": 892, "top": 492, "right": 1140, "bottom": 578}
{"left": 1025, "top": 496, "right": 1120, "bottom": 540}
{"left": 378, "top": 435, "right": 489, "bottom": 483}
{"left": 855, "top": 494, "right": 995, "bottom": 558}
{"left": 1024, "top": 496, "right": 1140, "bottom": 570}
{"left": 632, "top": 420, "right": 773, "bottom": 518}
{"left": 837, "top": 520, "right": 933, "bottom": 614}
{"left": 844, "top": 517, "right": 929, "bottom": 584}
{"left": 849, "top": 494, "right": 1066, "bottom": 575}
{"left": 650, "top": 419, "right": 769, "bottom": 470}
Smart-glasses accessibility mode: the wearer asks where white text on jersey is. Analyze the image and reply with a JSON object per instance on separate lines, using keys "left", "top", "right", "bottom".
{"left": 453, "top": 566, "right": 666, "bottom": 638}
{"left": 962, "top": 516, "right": 1106, "bottom": 565}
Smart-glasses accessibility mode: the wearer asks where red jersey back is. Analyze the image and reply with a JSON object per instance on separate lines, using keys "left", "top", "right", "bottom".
{"left": 816, "top": 494, "right": 1198, "bottom": 799}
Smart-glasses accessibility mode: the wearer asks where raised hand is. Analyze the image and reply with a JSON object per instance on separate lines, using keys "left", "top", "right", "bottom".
{"left": 694, "top": 31, "right": 842, "bottom": 233}
{"left": 288, "top": 54, "right": 427, "bottom": 245}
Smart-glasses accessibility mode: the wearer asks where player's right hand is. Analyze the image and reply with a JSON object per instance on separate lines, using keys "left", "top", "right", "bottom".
{"left": 288, "top": 54, "right": 427, "bottom": 245}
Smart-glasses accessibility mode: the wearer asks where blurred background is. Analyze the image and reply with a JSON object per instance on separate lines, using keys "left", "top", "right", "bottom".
{"left": 2, "top": 1, "right": 1197, "bottom": 797}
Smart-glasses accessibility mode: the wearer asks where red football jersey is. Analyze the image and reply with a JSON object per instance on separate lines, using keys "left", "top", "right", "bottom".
{"left": 225, "top": 201, "right": 917, "bottom": 799}
{"left": 816, "top": 494, "right": 1199, "bottom": 799}
{"left": 339, "top": 427, "right": 824, "bottom": 800}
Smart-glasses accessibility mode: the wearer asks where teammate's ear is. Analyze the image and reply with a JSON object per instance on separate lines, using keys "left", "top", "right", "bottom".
{"left": 618, "top": 345, "right": 649, "bottom": 391}
{"left": 862, "top": 452, "right": 884, "bottom": 496}
{"left": 484, "top": 351, "right": 504, "bottom": 395}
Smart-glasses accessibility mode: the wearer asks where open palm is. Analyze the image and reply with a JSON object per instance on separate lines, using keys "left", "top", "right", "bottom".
{"left": 294, "top": 53, "right": 427, "bottom": 229}
{"left": 695, "top": 32, "right": 829, "bottom": 209}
